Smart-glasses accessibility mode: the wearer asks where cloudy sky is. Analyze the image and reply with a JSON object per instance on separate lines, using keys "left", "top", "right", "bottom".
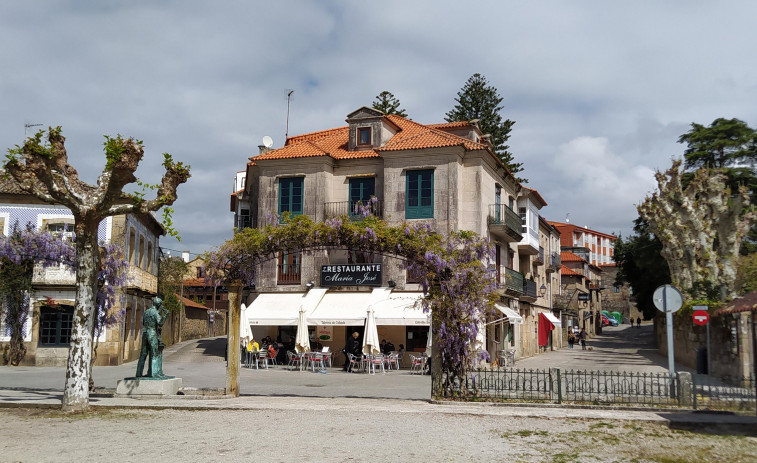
{"left": 2, "top": 1, "right": 755, "bottom": 257}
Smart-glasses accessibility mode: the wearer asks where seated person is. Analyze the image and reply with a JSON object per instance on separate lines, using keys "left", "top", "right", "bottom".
{"left": 384, "top": 341, "right": 395, "bottom": 355}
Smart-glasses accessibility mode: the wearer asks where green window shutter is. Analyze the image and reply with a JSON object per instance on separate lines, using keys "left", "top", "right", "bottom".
{"left": 406, "top": 170, "right": 433, "bottom": 219}
{"left": 278, "top": 178, "right": 304, "bottom": 217}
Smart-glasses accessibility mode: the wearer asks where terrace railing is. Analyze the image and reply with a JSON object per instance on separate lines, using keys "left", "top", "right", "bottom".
{"left": 442, "top": 368, "right": 756, "bottom": 412}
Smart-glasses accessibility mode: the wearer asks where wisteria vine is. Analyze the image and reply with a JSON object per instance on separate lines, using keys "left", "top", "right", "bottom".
{"left": 205, "top": 207, "right": 496, "bottom": 396}
{"left": 0, "top": 221, "right": 128, "bottom": 365}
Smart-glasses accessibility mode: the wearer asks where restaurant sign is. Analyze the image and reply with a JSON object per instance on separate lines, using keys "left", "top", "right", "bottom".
{"left": 320, "top": 264, "right": 382, "bottom": 287}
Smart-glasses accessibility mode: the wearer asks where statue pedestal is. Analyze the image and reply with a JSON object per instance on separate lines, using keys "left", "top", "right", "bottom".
{"left": 116, "top": 377, "right": 182, "bottom": 397}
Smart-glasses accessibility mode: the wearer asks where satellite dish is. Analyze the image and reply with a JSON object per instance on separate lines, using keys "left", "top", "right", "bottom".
{"left": 262, "top": 136, "right": 273, "bottom": 148}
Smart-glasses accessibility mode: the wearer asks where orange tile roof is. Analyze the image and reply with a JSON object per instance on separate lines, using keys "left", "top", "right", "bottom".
{"left": 427, "top": 121, "right": 475, "bottom": 129}
{"left": 561, "top": 266, "right": 586, "bottom": 278}
{"left": 250, "top": 114, "right": 492, "bottom": 163}
{"left": 561, "top": 251, "right": 586, "bottom": 263}
{"left": 177, "top": 294, "right": 209, "bottom": 310}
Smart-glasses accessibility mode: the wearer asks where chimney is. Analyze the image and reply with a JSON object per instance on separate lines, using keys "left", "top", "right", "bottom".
{"left": 258, "top": 145, "right": 272, "bottom": 155}
{"left": 182, "top": 251, "right": 190, "bottom": 263}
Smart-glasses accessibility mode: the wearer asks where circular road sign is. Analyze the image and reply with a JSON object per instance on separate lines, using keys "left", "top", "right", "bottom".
{"left": 653, "top": 284, "right": 683, "bottom": 313}
{"left": 692, "top": 310, "right": 709, "bottom": 326}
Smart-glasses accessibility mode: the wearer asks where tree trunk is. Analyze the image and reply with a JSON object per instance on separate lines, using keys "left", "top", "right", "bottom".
{"left": 225, "top": 281, "right": 241, "bottom": 397}
{"left": 62, "top": 225, "right": 99, "bottom": 412}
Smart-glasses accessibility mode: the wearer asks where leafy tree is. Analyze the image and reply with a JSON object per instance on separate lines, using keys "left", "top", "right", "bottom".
{"left": 371, "top": 91, "right": 407, "bottom": 117}
{"left": 680, "top": 118, "right": 757, "bottom": 170}
{"left": 445, "top": 73, "right": 523, "bottom": 182}
{"left": 638, "top": 160, "right": 756, "bottom": 300}
{"left": 613, "top": 219, "right": 670, "bottom": 320}
{"left": 158, "top": 254, "right": 189, "bottom": 315}
{"left": 4, "top": 127, "right": 190, "bottom": 412}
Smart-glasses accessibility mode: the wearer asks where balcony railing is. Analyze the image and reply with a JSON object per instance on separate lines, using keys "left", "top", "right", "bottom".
{"left": 277, "top": 263, "right": 301, "bottom": 285}
{"left": 504, "top": 267, "right": 524, "bottom": 295}
{"left": 325, "top": 199, "right": 383, "bottom": 220}
{"left": 534, "top": 247, "right": 545, "bottom": 265}
{"left": 32, "top": 263, "right": 76, "bottom": 285}
{"left": 547, "top": 252, "right": 561, "bottom": 273}
{"left": 589, "top": 280, "right": 605, "bottom": 290}
{"left": 487, "top": 204, "right": 522, "bottom": 242}
{"left": 126, "top": 266, "right": 158, "bottom": 294}
{"left": 521, "top": 279, "right": 537, "bottom": 301}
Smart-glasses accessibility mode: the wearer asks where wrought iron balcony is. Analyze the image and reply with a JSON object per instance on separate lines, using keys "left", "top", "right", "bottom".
{"left": 521, "top": 279, "right": 537, "bottom": 302}
{"left": 546, "top": 252, "right": 561, "bottom": 273}
{"left": 503, "top": 267, "right": 524, "bottom": 296}
{"left": 325, "top": 199, "right": 383, "bottom": 220}
{"left": 534, "top": 247, "right": 545, "bottom": 265}
{"left": 487, "top": 204, "right": 522, "bottom": 242}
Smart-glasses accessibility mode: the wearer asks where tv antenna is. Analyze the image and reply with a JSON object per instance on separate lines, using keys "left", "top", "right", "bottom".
{"left": 24, "top": 123, "right": 43, "bottom": 137}
{"left": 285, "top": 89, "right": 294, "bottom": 141}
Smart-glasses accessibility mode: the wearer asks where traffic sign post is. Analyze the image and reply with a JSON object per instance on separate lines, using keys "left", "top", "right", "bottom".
{"left": 693, "top": 304, "right": 710, "bottom": 376}
{"left": 653, "top": 284, "right": 683, "bottom": 376}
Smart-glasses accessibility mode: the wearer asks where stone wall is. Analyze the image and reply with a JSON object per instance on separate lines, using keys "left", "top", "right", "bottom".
{"left": 655, "top": 311, "right": 754, "bottom": 379}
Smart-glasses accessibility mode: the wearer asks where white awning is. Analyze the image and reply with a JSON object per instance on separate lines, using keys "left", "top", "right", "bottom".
{"left": 307, "top": 291, "right": 373, "bottom": 326}
{"left": 373, "top": 292, "right": 428, "bottom": 325}
{"left": 542, "top": 311, "right": 562, "bottom": 328}
{"left": 494, "top": 303, "right": 523, "bottom": 325}
{"left": 247, "top": 288, "right": 326, "bottom": 326}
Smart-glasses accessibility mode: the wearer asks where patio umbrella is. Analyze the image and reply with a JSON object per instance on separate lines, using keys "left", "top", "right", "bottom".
{"left": 425, "top": 325, "right": 432, "bottom": 356}
{"left": 239, "top": 303, "right": 252, "bottom": 343}
{"left": 362, "top": 305, "right": 381, "bottom": 355}
{"left": 295, "top": 305, "right": 310, "bottom": 354}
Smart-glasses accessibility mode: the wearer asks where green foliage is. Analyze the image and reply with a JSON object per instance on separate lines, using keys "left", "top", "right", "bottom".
{"left": 445, "top": 73, "right": 523, "bottom": 182}
{"left": 613, "top": 218, "right": 671, "bottom": 319}
{"left": 734, "top": 252, "right": 757, "bottom": 294}
{"left": 371, "top": 91, "right": 408, "bottom": 117}
{"left": 680, "top": 118, "right": 757, "bottom": 170}
{"left": 158, "top": 255, "right": 189, "bottom": 314}
{"left": 6, "top": 128, "right": 57, "bottom": 164}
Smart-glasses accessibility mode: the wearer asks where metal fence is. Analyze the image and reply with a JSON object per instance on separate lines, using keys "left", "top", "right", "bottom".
{"left": 692, "top": 374, "right": 756, "bottom": 412}
{"left": 442, "top": 367, "right": 756, "bottom": 412}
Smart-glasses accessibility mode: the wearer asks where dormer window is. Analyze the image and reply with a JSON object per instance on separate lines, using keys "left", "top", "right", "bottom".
{"left": 358, "top": 127, "right": 371, "bottom": 146}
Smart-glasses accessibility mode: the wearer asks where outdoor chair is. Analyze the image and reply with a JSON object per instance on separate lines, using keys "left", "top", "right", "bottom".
{"left": 308, "top": 352, "right": 325, "bottom": 372}
{"left": 368, "top": 353, "right": 385, "bottom": 374}
{"left": 410, "top": 354, "right": 426, "bottom": 375}
{"left": 287, "top": 351, "right": 302, "bottom": 370}
{"left": 384, "top": 352, "right": 400, "bottom": 371}
{"left": 256, "top": 350, "right": 269, "bottom": 370}
{"left": 347, "top": 353, "right": 362, "bottom": 372}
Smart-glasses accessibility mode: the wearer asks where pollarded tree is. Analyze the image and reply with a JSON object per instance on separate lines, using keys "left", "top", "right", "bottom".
{"left": 4, "top": 127, "right": 190, "bottom": 412}
{"left": 445, "top": 73, "right": 523, "bottom": 182}
{"left": 638, "top": 160, "right": 756, "bottom": 300}
{"left": 371, "top": 91, "right": 408, "bottom": 117}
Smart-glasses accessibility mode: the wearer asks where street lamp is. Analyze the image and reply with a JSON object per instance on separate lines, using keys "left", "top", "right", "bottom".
{"left": 539, "top": 284, "right": 547, "bottom": 297}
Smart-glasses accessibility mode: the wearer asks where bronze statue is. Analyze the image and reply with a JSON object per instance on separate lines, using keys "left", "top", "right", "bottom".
{"left": 135, "top": 296, "right": 171, "bottom": 379}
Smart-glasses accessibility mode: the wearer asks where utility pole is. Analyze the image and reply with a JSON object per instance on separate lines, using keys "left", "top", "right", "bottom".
{"left": 285, "top": 90, "right": 294, "bottom": 140}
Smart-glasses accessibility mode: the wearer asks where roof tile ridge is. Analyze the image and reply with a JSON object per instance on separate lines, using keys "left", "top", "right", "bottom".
{"left": 286, "top": 126, "right": 348, "bottom": 144}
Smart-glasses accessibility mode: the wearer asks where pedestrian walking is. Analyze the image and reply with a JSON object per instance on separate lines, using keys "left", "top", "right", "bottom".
{"left": 636, "top": 316, "right": 641, "bottom": 328}
{"left": 567, "top": 331, "right": 575, "bottom": 349}
{"left": 578, "top": 328, "right": 587, "bottom": 350}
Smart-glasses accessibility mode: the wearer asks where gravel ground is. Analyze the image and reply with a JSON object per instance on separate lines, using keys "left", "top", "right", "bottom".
{"left": 1, "top": 403, "right": 755, "bottom": 463}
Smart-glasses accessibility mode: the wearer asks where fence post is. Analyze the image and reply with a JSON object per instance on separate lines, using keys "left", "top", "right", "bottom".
{"left": 549, "top": 368, "right": 561, "bottom": 404}
{"left": 678, "top": 371, "right": 693, "bottom": 407}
